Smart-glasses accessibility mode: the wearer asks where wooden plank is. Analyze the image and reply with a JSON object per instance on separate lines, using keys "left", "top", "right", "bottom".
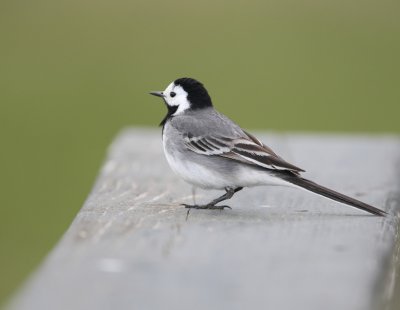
{"left": 8, "top": 129, "right": 400, "bottom": 310}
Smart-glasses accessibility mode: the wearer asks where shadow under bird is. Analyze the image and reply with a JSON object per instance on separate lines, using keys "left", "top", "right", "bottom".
{"left": 149, "top": 77, "right": 386, "bottom": 216}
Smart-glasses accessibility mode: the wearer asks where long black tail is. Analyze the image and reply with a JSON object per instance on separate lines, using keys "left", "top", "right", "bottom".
{"left": 283, "top": 176, "right": 386, "bottom": 216}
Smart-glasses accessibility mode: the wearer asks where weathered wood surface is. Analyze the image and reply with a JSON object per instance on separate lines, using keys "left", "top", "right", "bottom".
{"left": 8, "top": 129, "right": 400, "bottom": 310}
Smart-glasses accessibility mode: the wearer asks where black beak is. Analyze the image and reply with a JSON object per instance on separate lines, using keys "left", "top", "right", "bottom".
{"left": 149, "top": 91, "right": 164, "bottom": 98}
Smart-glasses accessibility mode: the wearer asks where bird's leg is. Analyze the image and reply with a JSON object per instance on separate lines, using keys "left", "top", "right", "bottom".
{"left": 183, "top": 187, "right": 243, "bottom": 210}
{"left": 206, "top": 187, "right": 243, "bottom": 207}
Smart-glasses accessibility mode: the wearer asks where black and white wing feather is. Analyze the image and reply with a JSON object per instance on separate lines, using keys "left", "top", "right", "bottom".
{"left": 184, "top": 131, "right": 305, "bottom": 174}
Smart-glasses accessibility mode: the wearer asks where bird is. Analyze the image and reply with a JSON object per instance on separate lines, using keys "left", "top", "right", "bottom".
{"left": 149, "top": 77, "right": 386, "bottom": 216}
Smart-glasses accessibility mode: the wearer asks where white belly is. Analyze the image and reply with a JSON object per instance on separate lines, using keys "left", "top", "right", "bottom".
{"left": 164, "top": 148, "right": 230, "bottom": 189}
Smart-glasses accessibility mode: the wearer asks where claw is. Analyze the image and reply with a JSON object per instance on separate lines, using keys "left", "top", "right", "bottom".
{"left": 182, "top": 204, "right": 231, "bottom": 210}
{"left": 215, "top": 205, "right": 232, "bottom": 210}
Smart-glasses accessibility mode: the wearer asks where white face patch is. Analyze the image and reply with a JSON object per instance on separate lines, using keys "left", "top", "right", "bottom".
{"left": 163, "top": 82, "right": 191, "bottom": 115}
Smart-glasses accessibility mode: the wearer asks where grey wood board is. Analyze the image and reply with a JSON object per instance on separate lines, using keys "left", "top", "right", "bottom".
{"left": 8, "top": 129, "right": 400, "bottom": 310}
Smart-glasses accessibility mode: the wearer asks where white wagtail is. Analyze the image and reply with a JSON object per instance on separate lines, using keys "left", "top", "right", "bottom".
{"left": 150, "top": 77, "right": 386, "bottom": 216}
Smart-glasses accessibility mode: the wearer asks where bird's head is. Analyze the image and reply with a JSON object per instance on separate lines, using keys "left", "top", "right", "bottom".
{"left": 150, "top": 78, "right": 213, "bottom": 118}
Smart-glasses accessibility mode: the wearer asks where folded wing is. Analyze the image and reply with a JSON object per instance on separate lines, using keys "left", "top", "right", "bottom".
{"left": 184, "top": 132, "right": 305, "bottom": 174}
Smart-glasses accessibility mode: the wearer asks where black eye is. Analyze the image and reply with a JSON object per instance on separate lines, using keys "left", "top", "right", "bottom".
{"left": 170, "top": 92, "right": 176, "bottom": 98}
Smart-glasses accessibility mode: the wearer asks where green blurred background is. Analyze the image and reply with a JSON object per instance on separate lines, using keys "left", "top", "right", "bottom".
{"left": 1, "top": 0, "right": 399, "bottom": 305}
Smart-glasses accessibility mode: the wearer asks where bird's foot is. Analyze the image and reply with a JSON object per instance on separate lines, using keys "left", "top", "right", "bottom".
{"left": 182, "top": 204, "right": 232, "bottom": 210}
